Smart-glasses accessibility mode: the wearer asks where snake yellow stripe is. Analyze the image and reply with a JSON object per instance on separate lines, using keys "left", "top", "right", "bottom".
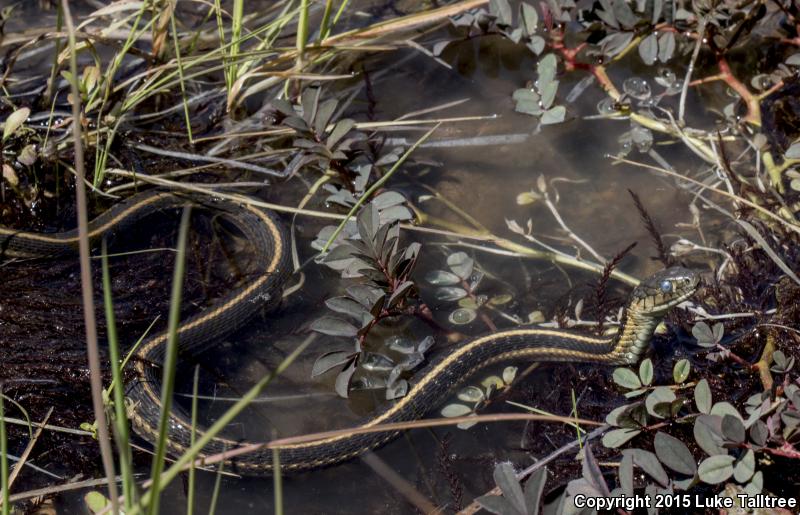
{"left": 1, "top": 190, "right": 700, "bottom": 475}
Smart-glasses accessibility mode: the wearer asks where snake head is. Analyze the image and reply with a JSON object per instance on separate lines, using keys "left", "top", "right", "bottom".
{"left": 630, "top": 267, "right": 700, "bottom": 315}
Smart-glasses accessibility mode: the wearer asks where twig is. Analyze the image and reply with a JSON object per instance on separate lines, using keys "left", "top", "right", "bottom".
{"left": 542, "top": 190, "right": 606, "bottom": 263}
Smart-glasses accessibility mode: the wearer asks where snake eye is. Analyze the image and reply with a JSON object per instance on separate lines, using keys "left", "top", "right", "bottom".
{"left": 660, "top": 280, "right": 673, "bottom": 293}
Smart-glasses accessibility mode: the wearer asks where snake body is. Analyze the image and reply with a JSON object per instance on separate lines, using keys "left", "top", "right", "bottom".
{"left": 1, "top": 190, "right": 699, "bottom": 475}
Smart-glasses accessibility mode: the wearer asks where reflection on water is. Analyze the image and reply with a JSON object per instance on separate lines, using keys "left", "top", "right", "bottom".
{"left": 142, "top": 37, "right": 706, "bottom": 513}
{"left": 3, "top": 7, "right": 724, "bottom": 515}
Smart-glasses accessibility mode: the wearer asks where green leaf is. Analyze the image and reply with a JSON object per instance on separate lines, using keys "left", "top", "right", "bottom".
{"left": 645, "top": 386, "right": 676, "bottom": 419}
{"left": 639, "top": 33, "right": 658, "bottom": 65}
{"left": 710, "top": 402, "right": 743, "bottom": 421}
{"left": 84, "top": 491, "right": 109, "bottom": 513}
{"left": 658, "top": 31, "right": 676, "bottom": 62}
{"left": 612, "top": 0, "right": 637, "bottom": 28}
{"left": 694, "top": 415, "right": 726, "bottom": 456}
{"left": 314, "top": 98, "right": 338, "bottom": 135}
{"left": 2, "top": 107, "right": 29, "bottom": 141}
{"left": 527, "top": 36, "right": 546, "bottom": 55}
{"left": 373, "top": 191, "right": 406, "bottom": 209}
{"left": 520, "top": 3, "right": 539, "bottom": 36}
{"left": 458, "top": 386, "right": 485, "bottom": 403}
{"left": 787, "top": 54, "right": 800, "bottom": 66}
{"left": 490, "top": 0, "right": 513, "bottom": 25}
{"left": 749, "top": 420, "right": 768, "bottom": 446}
{"left": 721, "top": 414, "right": 745, "bottom": 443}
{"left": 654, "top": 432, "right": 696, "bottom": 475}
{"left": 435, "top": 287, "right": 468, "bottom": 301}
{"left": 692, "top": 322, "right": 715, "bottom": 347}
{"left": 539, "top": 80, "right": 559, "bottom": 109}
{"left": 447, "top": 252, "right": 474, "bottom": 279}
{"left": 325, "top": 296, "right": 369, "bottom": 319}
{"left": 745, "top": 470, "right": 763, "bottom": 495}
{"left": 326, "top": 118, "right": 355, "bottom": 148}
{"left": 540, "top": 106, "right": 566, "bottom": 125}
{"left": 624, "top": 449, "right": 669, "bottom": 487}
{"left": 524, "top": 467, "right": 547, "bottom": 514}
{"left": 602, "top": 428, "right": 641, "bottom": 448}
{"left": 733, "top": 449, "right": 755, "bottom": 483}
{"left": 673, "top": 359, "right": 690, "bottom": 383}
{"left": 426, "top": 270, "right": 461, "bottom": 285}
{"left": 310, "top": 316, "right": 359, "bottom": 337}
{"left": 613, "top": 368, "right": 642, "bottom": 390}
{"left": 537, "top": 54, "right": 558, "bottom": 90}
{"left": 639, "top": 359, "right": 654, "bottom": 386}
{"left": 493, "top": 462, "right": 526, "bottom": 514}
{"left": 695, "top": 379, "right": 712, "bottom": 414}
{"left": 311, "top": 351, "right": 353, "bottom": 377}
{"left": 335, "top": 360, "right": 357, "bottom": 398}
{"left": 441, "top": 403, "right": 473, "bottom": 417}
{"left": 619, "top": 453, "right": 633, "bottom": 496}
{"left": 698, "top": 455, "right": 735, "bottom": 484}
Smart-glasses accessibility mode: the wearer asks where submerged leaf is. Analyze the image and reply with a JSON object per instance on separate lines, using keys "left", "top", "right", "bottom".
{"left": 312, "top": 351, "right": 353, "bottom": 377}
{"left": 441, "top": 403, "right": 472, "bottom": 417}
{"left": 310, "top": 317, "right": 359, "bottom": 337}
{"left": 447, "top": 252, "right": 474, "bottom": 279}
{"left": 540, "top": 106, "right": 566, "bottom": 125}
{"left": 335, "top": 360, "right": 357, "bottom": 398}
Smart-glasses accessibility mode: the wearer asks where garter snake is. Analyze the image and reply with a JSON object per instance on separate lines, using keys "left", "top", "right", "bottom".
{"left": 1, "top": 190, "right": 700, "bottom": 475}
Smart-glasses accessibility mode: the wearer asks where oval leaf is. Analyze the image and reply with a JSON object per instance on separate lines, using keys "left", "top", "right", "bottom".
{"left": 639, "top": 359, "right": 654, "bottom": 386}
{"left": 694, "top": 379, "right": 712, "bottom": 414}
{"left": 2, "top": 107, "right": 29, "bottom": 141}
{"left": 602, "top": 428, "right": 641, "bottom": 448}
{"left": 654, "top": 431, "right": 696, "bottom": 475}
{"left": 673, "top": 358, "right": 690, "bottom": 383}
{"left": 698, "top": 455, "right": 735, "bottom": 484}
{"left": 310, "top": 316, "right": 359, "bottom": 337}
{"left": 441, "top": 403, "right": 473, "bottom": 418}
{"left": 613, "top": 368, "right": 642, "bottom": 390}
{"left": 311, "top": 351, "right": 353, "bottom": 377}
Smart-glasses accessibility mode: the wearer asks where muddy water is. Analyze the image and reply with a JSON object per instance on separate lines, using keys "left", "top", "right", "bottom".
{"left": 141, "top": 42, "right": 704, "bottom": 514}
{"left": 1, "top": 7, "right": 720, "bottom": 515}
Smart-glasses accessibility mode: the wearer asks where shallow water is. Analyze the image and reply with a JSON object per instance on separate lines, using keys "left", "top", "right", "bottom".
{"left": 0, "top": 2, "right": 744, "bottom": 514}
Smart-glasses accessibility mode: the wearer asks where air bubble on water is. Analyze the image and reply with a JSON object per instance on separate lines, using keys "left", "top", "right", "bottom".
{"left": 623, "top": 77, "right": 651, "bottom": 100}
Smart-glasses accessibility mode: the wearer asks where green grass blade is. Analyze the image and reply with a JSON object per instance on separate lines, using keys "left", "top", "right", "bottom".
{"left": 146, "top": 206, "right": 192, "bottom": 515}
{"left": 186, "top": 366, "right": 200, "bottom": 515}
{"left": 101, "top": 240, "right": 136, "bottom": 510}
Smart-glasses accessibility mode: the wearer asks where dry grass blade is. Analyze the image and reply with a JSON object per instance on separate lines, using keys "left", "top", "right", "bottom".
{"left": 6, "top": 408, "right": 53, "bottom": 491}
{"left": 268, "top": 413, "right": 602, "bottom": 448}
{"left": 60, "top": 1, "right": 120, "bottom": 512}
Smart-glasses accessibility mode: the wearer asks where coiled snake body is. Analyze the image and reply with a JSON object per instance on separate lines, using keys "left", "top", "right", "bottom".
{"left": 1, "top": 190, "right": 699, "bottom": 475}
